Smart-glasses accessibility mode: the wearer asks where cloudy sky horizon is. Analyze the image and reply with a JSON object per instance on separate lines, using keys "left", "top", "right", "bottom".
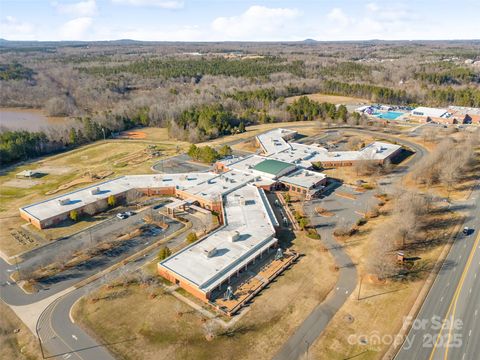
{"left": 1, "top": 0, "right": 479, "bottom": 42}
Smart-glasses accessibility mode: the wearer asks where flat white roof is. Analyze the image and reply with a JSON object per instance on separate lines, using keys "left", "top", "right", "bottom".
{"left": 448, "top": 106, "right": 480, "bottom": 116}
{"left": 218, "top": 155, "right": 266, "bottom": 176}
{"left": 261, "top": 132, "right": 401, "bottom": 165}
{"left": 187, "top": 170, "right": 255, "bottom": 200}
{"left": 256, "top": 128, "right": 296, "bottom": 155}
{"left": 279, "top": 168, "right": 326, "bottom": 189}
{"left": 20, "top": 173, "right": 216, "bottom": 222}
{"left": 411, "top": 107, "right": 450, "bottom": 118}
{"left": 159, "top": 185, "right": 278, "bottom": 293}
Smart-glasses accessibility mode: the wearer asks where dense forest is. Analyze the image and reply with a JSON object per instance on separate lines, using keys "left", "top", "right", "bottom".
{"left": 78, "top": 57, "right": 306, "bottom": 79}
{"left": 1, "top": 40, "right": 479, "bottom": 165}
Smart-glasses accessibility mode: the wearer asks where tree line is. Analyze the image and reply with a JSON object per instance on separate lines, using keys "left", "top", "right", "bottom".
{"left": 78, "top": 57, "right": 305, "bottom": 79}
{"left": 0, "top": 62, "right": 35, "bottom": 81}
{"left": 415, "top": 67, "right": 480, "bottom": 86}
{"left": 287, "top": 96, "right": 348, "bottom": 122}
{"left": 187, "top": 144, "right": 232, "bottom": 164}
{"left": 321, "top": 80, "right": 480, "bottom": 107}
{"left": 321, "top": 80, "right": 413, "bottom": 104}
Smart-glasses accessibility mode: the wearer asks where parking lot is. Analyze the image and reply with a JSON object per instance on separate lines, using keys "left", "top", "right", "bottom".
{"left": 305, "top": 182, "right": 379, "bottom": 231}
{"left": 16, "top": 203, "right": 184, "bottom": 293}
{"left": 152, "top": 154, "right": 211, "bottom": 173}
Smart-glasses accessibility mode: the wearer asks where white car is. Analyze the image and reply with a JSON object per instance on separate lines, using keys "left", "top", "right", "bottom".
{"left": 125, "top": 211, "right": 135, "bottom": 216}
{"left": 117, "top": 213, "right": 128, "bottom": 220}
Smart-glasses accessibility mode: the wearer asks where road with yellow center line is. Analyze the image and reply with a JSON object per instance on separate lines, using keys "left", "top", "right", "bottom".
{"left": 396, "top": 183, "right": 480, "bottom": 360}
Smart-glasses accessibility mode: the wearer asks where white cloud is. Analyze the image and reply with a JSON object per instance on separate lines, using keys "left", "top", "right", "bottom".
{"left": 118, "top": 25, "right": 203, "bottom": 41}
{"left": 327, "top": 8, "right": 349, "bottom": 27}
{"left": 211, "top": 5, "right": 301, "bottom": 40}
{"left": 321, "top": 4, "right": 420, "bottom": 40}
{"left": 111, "top": 0, "right": 184, "bottom": 9}
{"left": 366, "top": 2, "right": 379, "bottom": 12}
{"left": 53, "top": 0, "right": 98, "bottom": 17}
{"left": 0, "top": 16, "right": 35, "bottom": 40}
{"left": 59, "top": 17, "right": 93, "bottom": 40}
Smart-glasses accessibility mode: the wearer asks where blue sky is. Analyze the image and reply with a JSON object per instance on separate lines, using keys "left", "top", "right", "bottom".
{"left": 1, "top": 0, "right": 479, "bottom": 41}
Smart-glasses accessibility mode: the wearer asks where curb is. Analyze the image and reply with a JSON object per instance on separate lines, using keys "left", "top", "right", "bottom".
{"left": 382, "top": 217, "right": 464, "bottom": 360}
{"left": 73, "top": 220, "right": 190, "bottom": 289}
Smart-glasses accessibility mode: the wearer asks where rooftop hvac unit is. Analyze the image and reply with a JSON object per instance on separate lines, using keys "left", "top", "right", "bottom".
{"left": 58, "top": 198, "right": 71, "bottom": 205}
{"left": 228, "top": 231, "right": 240, "bottom": 242}
{"left": 91, "top": 187, "right": 101, "bottom": 195}
{"left": 205, "top": 247, "right": 217, "bottom": 258}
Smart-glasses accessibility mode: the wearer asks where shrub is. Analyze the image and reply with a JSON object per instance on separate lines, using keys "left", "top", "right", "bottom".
{"left": 69, "top": 210, "right": 79, "bottom": 222}
{"left": 157, "top": 246, "right": 171, "bottom": 260}
{"left": 307, "top": 229, "right": 320, "bottom": 239}
{"left": 186, "top": 232, "right": 198, "bottom": 244}
{"left": 107, "top": 195, "right": 116, "bottom": 207}
{"left": 361, "top": 183, "right": 375, "bottom": 190}
{"left": 356, "top": 218, "right": 367, "bottom": 226}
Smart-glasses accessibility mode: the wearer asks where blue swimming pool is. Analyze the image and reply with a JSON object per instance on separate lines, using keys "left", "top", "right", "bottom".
{"left": 373, "top": 111, "right": 404, "bottom": 120}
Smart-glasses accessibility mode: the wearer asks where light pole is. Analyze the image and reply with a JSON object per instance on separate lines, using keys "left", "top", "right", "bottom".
{"left": 14, "top": 256, "right": 21, "bottom": 281}
{"left": 357, "top": 275, "right": 363, "bottom": 300}
{"left": 35, "top": 309, "right": 46, "bottom": 359}
{"left": 304, "top": 339, "right": 309, "bottom": 360}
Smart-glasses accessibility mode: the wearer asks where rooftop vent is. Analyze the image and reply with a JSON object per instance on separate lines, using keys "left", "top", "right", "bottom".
{"left": 228, "top": 231, "right": 240, "bottom": 242}
{"left": 58, "top": 198, "right": 71, "bottom": 205}
{"left": 205, "top": 247, "right": 217, "bottom": 258}
{"left": 91, "top": 187, "right": 101, "bottom": 195}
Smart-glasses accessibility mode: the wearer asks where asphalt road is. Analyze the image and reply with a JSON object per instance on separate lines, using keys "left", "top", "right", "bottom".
{"left": 37, "top": 210, "right": 208, "bottom": 360}
{"left": 0, "top": 204, "right": 212, "bottom": 360}
{"left": 395, "top": 184, "right": 480, "bottom": 360}
{"left": 273, "top": 191, "right": 358, "bottom": 360}
{"left": 273, "top": 127, "right": 428, "bottom": 360}
{"left": 1, "top": 207, "right": 181, "bottom": 306}
{"left": 0, "top": 125, "right": 450, "bottom": 360}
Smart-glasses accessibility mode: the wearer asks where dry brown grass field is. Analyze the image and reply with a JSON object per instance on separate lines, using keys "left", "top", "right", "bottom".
{"left": 73, "top": 231, "right": 337, "bottom": 360}
{"left": 286, "top": 93, "right": 370, "bottom": 105}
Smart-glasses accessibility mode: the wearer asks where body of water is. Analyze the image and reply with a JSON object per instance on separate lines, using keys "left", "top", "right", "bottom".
{"left": 0, "top": 108, "right": 72, "bottom": 131}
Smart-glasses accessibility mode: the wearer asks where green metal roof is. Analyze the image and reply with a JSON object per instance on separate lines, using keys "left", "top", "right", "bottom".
{"left": 252, "top": 159, "right": 293, "bottom": 176}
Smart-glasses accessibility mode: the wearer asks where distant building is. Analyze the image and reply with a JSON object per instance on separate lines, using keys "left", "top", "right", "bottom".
{"left": 410, "top": 107, "right": 450, "bottom": 119}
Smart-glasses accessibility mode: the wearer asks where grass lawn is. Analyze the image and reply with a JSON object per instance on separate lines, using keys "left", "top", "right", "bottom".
{"left": 0, "top": 140, "right": 189, "bottom": 258}
{"left": 308, "top": 197, "right": 465, "bottom": 360}
{"left": 73, "top": 231, "right": 337, "bottom": 360}
{"left": 0, "top": 302, "right": 42, "bottom": 360}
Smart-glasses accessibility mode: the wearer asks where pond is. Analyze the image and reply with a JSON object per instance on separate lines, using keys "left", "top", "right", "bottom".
{"left": 0, "top": 108, "right": 73, "bottom": 131}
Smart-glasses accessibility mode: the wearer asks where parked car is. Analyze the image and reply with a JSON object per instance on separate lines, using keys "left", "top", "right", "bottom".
{"left": 463, "top": 226, "right": 471, "bottom": 235}
{"left": 125, "top": 211, "right": 135, "bottom": 216}
{"left": 117, "top": 213, "right": 128, "bottom": 220}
